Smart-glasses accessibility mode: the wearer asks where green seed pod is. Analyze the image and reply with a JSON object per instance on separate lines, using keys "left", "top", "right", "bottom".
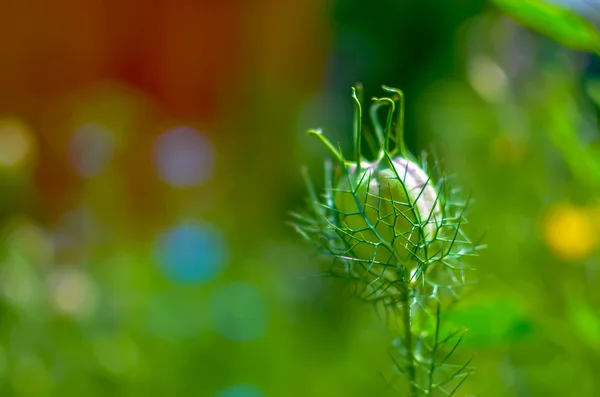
{"left": 292, "top": 85, "right": 480, "bottom": 396}
{"left": 334, "top": 157, "right": 441, "bottom": 274}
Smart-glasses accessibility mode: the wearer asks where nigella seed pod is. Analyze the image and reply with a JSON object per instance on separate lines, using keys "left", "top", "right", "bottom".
{"left": 334, "top": 157, "right": 441, "bottom": 274}
{"left": 292, "top": 85, "right": 479, "bottom": 395}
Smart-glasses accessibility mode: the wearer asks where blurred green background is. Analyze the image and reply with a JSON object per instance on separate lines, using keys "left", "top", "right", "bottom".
{"left": 1, "top": 0, "right": 600, "bottom": 396}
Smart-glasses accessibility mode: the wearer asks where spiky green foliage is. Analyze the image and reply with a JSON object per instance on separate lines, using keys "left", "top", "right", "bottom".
{"left": 291, "top": 85, "right": 482, "bottom": 396}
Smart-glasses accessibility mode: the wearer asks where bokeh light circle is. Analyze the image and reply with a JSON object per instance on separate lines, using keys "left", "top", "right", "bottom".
{"left": 217, "top": 385, "right": 265, "bottom": 397}
{"left": 210, "top": 282, "right": 268, "bottom": 341}
{"left": 156, "top": 222, "right": 228, "bottom": 283}
{"left": 68, "top": 123, "right": 116, "bottom": 177}
{"left": 47, "top": 267, "right": 99, "bottom": 319}
{"left": 153, "top": 126, "right": 214, "bottom": 187}
{"left": 7, "top": 221, "right": 53, "bottom": 269}
{"left": 541, "top": 202, "right": 597, "bottom": 261}
{"left": 0, "top": 116, "right": 36, "bottom": 168}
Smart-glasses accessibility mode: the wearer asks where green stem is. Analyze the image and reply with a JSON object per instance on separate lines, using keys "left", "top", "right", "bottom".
{"left": 371, "top": 97, "right": 395, "bottom": 158}
{"left": 400, "top": 282, "right": 417, "bottom": 396}
{"left": 382, "top": 85, "right": 406, "bottom": 157}
{"left": 307, "top": 129, "right": 344, "bottom": 164}
{"left": 369, "top": 100, "right": 387, "bottom": 149}
{"left": 426, "top": 301, "right": 441, "bottom": 395}
{"left": 352, "top": 86, "right": 363, "bottom": 171}
{"left": 301, "top": 166, "right": 323, "bottom": 219}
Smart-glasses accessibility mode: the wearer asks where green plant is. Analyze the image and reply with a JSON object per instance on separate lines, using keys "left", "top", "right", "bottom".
{"left": 292, "top": 85, "right": 482, "bottom": 396}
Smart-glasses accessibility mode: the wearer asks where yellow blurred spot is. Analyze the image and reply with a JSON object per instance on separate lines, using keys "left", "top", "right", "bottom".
{"left": 542, "top": 203, "right": 597, "bottom": 261}
{"left": 0, "top": 116, "right": 36, "bottom": 168}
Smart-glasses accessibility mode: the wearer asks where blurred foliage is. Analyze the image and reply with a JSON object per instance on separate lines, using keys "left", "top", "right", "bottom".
{"left": 494, "top": 0, "right": 600, "bottom": 52}
{"left": 0, "top": 0, "right": 599, "bottom": 396}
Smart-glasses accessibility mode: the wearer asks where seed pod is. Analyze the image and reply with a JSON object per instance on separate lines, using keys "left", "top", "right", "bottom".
{"left": 292, "top": 86, "right": 479, "bottom": 396}
{"left": 334, "top": 157, "right": 441, "bottom": 282}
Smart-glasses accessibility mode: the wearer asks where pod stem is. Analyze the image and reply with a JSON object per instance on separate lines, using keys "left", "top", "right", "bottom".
{"left": 401, "top": 280, "right": 417, "bottom": 396}
{"left": 369, "top": 101, "right": 387, "bottom": 149}
{"left": 352, "top": 86, "right": 363, "bottom": 172}
{"left": 307, "top": 129, "right": 344, "bottom": 164}
{"left": 382, "top": 85, "right": 406, "bottom": 157}
{"left": 371, "top": 97, "right": 395, "bottom": 157}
